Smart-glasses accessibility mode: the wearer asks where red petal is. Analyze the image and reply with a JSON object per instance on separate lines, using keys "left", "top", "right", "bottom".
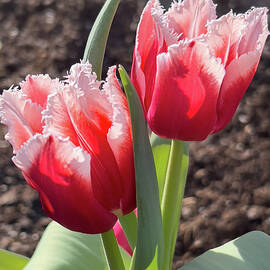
{"left": 105, "top": 67, "right": 136, "bottom": 214}
{"left": 131, "top": 0, "right": 169, "bottom": 112}
{"left": 13, "top": 134, "right": 117, "bottom": 234}
{"left": 213, "top": 52, "right": 260, "bottom": 133}
{"left": 212, "top": 8, "right": 269, "bottom": 133}
{"left": 148, "top": 40, "right": 225, "bottom": 141}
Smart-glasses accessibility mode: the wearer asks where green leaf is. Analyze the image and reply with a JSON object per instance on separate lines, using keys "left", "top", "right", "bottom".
{"left": 83, "top": 0, "right": 120, "bottom": 79}
{"left": 0, "top": 249, "right": 29, "bottom": 270}
{"left": 150, "top": 133, "right": 172, "bottom": 201}
{"left": 118, "top": 66, "right": 163, "bottom": 270}
{"left": 24, "top": 221, "right": 131, "bottom": 270}
{"left": 179, "top": 231, "right": 270, "bottom": 270}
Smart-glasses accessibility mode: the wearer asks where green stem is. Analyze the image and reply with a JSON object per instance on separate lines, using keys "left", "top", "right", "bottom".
{"left": 161, "top": 140, "right": 189, "bottom": 270}
{"left": 119, "top": 211, "right": 137, "bottom": 251}
{"left": 101, "top": 229, "right": 125, "bottom": 270}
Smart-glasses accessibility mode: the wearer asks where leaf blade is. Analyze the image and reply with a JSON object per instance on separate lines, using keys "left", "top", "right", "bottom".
{"left": 0, "top": 249, "right": 29, "bottom": 270}
{"left": 83, "top": 0, "right": 120, "bottom": 79}
{"left": 118, "top": 66, "right": 163, "bottom": 270}
{"left": 179, "top": 231, "right": 270, "bottom": 270}
{"left": 24, "top": 221, "right": 131, "bottom": 270}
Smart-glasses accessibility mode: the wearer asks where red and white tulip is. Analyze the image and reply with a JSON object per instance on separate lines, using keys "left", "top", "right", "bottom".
{"left": 0, "top": 63, "right": 136, "bottom": 234}
{"left": 131, "top": 0, "right": 269, "bottom": 141}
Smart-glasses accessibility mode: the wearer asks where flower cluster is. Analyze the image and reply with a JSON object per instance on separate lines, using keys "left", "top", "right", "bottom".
{"left": 0, "top": 0, "right": 268, "bottom": 238}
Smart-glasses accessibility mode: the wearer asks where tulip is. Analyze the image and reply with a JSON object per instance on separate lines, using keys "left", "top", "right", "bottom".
{"left": 131, "top": 0, "right": 269, "bottom": 141}
{"left": 0, "top": 62, "right": 136, "bottom": 234}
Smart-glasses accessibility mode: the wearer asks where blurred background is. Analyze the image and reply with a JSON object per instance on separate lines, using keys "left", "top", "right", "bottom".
{"left": 0, "top": 0, "right": 270, "bottom": 269}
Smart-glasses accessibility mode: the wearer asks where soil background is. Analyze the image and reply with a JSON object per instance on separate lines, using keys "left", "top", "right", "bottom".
{"left": 0, "top": 0, "right": 270, "bottom": 269}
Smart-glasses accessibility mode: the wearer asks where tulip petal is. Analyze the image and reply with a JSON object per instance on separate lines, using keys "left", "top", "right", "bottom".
{"left": 213, "top": 51, "right": 260, "bottom": 133}
{"left": 206, "top": 11, "right": 247, "bottom": 67}
{"left": 207, "top": 8, "right": 268, "bottom": 68}
{"left": 238, "top": 8, "right": 269, "bottom": 56}
{"left": 13, "top": 134, "right": 117, "bottom": 234}
{"left": 148, "top": 40, "right": 225, "bottom": 141}
{"left": 105, "top": 67, "right": 136, "bottom": 214}
{"left": 20, "top": 75, "right": 61, "bottom": 108}
{"left": 131, "top": 0, "right": 171, "bottom": 112}
{"left": 43, "top": 63, "right": 111, "bottom": 147}
{"left": 0, "top": 89, "right": 43, "bottom": 152}
{"left": 113, "top": 221, "right": 133, "bottom": 256}
{"left": 167, "top": 0, "right": 216, "bottom": 40}
{"left": 212, "top": 8, "right": 269, "bottom": 133}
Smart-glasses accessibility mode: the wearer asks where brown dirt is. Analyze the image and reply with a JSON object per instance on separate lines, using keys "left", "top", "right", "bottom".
{"left": 0, "top": 0, "right": 270, "bottom": 269}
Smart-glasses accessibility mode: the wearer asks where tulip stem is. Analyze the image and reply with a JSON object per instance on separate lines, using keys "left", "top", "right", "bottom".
{"left": 161, "top": 140, "right": 189, "bottom": 270}
{"left": 119, "top": 211, "right": 137, "bottom": 251}
{"left": 101, "top": 229, "right": 125, "bottom": 270}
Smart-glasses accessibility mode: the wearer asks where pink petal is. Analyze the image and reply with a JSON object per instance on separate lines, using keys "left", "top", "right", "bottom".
{"left": 43, "top": 63, "right": 112, "bottom": 145}
{"left": 238, "top": 8, "right": 269, "bottom": 56}
{"left": 167, "top": 0, "right": 216, "bottom": 40}
{"left": 113, "top": 209, "right": 137, "bottom": 255}
{"left": 213, "top": 51, "right": 261, "bottom": 133}
{"left": 0, "top": 89, "right": 43, "bottom": 152}
{"left": 148, "top": 40, "right": 225, "bottom": 141}
{"left": 13, "top": 134, "right": 117, "bottom": 234}
{"left": 42, "top": 90, "right": 79, "bottom": 145}
{"left": 20, "top": 75, "right": 61, "bottom": 108}
{"left": 207, "top": 8, "right": 268, "bottom": 68}
{"left": 131, "top": 0, "right": 169, "bottom": 112}
{"left": 113, "top": 221, "right": 133, "bottom": 256}
{"left": 105, "top": 67, "right": 136, "bottom": 214}
{"left": 206, "top": 11, "right": 247, "bottom": 67}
